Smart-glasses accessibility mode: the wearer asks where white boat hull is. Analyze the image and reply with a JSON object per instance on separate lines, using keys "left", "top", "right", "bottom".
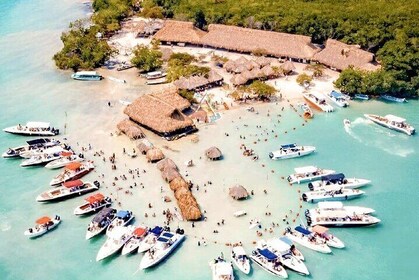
{"left": 74, "top": 201, "right": 111, "bottom": 215}
{"left": 302, "top": 189, "right": 365, "bottom": 203}
{"left": 364, "top": 114, "right": 415, "bottom": 136}
{"left": 303, "top": 94, "right": 334, "bottom": 112}
{"left": 309, "top": 178, "right": 371, "bottom": 190}
{"left": 139, "top": 234, "right": 185, "bottom": 269}
{"left": 3, "top": 127, "right": 57, "bottom": 136}
{"left": 269, "top": 146, "right": 315, "bottom": 160}
{"left": 285, "top": 233, "right": 331, "bottom": 254}
{"left": 24, "top": 218, "right": 61, "bottom": 238}
{"left": 288, "top": 169, "right": 336, "bottom": 184}
{"left": 45, "top": 157, "right": 81, "bottom": 169}
{"left": 36, "top": 182, "right": 99, "bottom": 202}
{"left": 250, "top": 254, "right": 288, "bottom": 278}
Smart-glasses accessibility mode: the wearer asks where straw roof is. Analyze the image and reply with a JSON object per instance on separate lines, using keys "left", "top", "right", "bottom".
{"left": 160, "top": 47, "right": 174, "bottom": 61}
{"left": 207, "top": 70, "right": 223, "bottom": 83}
{"left": 190, "top": 110, "right": 208, "bottom": 123}
{"left": 174, "top": 75, "right": 209, "bottom": 91}
{"left": 229, "top": 184, "right": 249, "bottom": 200}
{"left": 235, "top": 57, "right": 249, "bottom": 65}
{"left": 270, "top": 60, "right": 282, "bottom": 68}
{"left": 161, "top": 167, "right": 182, "bottom": 182}
{"left": 169, "top": 176, "right": 190, "bottom": 192}
{"left": 242, "top": 70, "right": 254, "bottom": 80}
{"left": 177, "top": 198, "right": 202, "bottom": 221}
{"left": 174, "top": 186, "right": 192, "bottom": 201}
{"left": 255, "top": 56, "right": 272, "bottom": 67}
{"left": 153, "top": 20, "right": 207, "bottom": 45}
{"left": 313, "top": 39, "right": 380, "bottom": 71}
{"left": 233, "top": 64, "right": 248, "bottom": 74}
{"left": 117, "top": 119, "right": 145, "bottom": 140}
{"left": 224, "top": 60, "right": 237, "bottom": 72}
{"left": 230, "top": 74, "right": 248, "bottom": 86}
{"left": 261, "top": 65, "right": 275, "bottom": 77}
{"left": 146, "top": 148, "right": 165, "bottom": 163}
{"left": 282, "top": 60, "right": 296, "bottom": 73}
{"left": 205, "top": 146, "right": 222, "bottom": 160}
{"left": 124, "top": 90, "right": 195, "bottom": 135}
{"left": 249, "top": 67, "right": 263, "bottom": 79}
{"left": 201, "top": 24, "right": 320, "bottom": 60}
{"left": 156, "top": 158, "right": 178, "bottom": 171}
{"left": 137, "top": 141, "right": 152, "bottom": 155}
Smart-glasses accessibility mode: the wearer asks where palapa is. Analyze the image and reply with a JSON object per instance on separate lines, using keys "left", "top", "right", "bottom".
{"left": 156, "top": 158, "right": 178, "bottom": 171}
{"left": 235, "top": 57, "right": 249, "bottom": 65}
{"left": 117, "top": 119, "right": 145, "bottom": 140}
{"left": 174, "top": 186, "right": 192, "bottom": 201}
{"left": 169, "top": 177, "right": 190, "bottom": 192}
{"left": 161, "top": 167, "right": 181, "bottom": 183}
{"left": 270, "top": 59, "right": 282, "bottom": 68}
{"left": 229, "top": 184, "right": 249, "bottom": 200}
{"left": 207, "top": 70, "right": 223, "bottom": 83}
{"left": 261, "top": 65, "right": 275, "bottom": 77}
{"left": 146, "top": 148, "right": 165, "bottom": 163}
{"left": 153, "top": 20, "right": 206, "bottom": 45}
{"left": 241, "top": 70, "right": 254, "bottom": 80}
{"left": 255, "top": 56, "right": 272, "bottom": 67}
{"left": 233, "top": 64, "right": 248, "bottom": 74}
{"left": 282, "top": 60, "right": 296, "bottom": 74}
{"left": 205, "top": 146, "right": 222, "bottom": 160}
{"left": 243, "top": 60, "right": 255, "bottom": 71}
{"left": 160, "top": 47, "right": 174, "bottom": 61}
{"left": 223, "top": 60, "right": 237, "bottom": 72}
{"left": 249, "top": 67, "right": 263, "bottom": 79}
{"left": 230, "top": 74, "right": 248, "bottom": 86}
{"left": 137, "top": 141, "right": 152, "bottom": 155}
{"left": 177, "top": 200, "right": 201, "bottom": 221}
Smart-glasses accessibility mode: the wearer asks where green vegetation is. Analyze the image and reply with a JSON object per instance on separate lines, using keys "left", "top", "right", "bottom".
{"left": 131, "top": 45, "right": 163, "bottom": 72}
{"left": 297, "top": 73, "right": 313, "bottom": 86}
{"left": 166, "top": 52, "right": 210, "bottom": 81}
{"left": 53, "top": 21, "right": 114, "bottom": 71}
{"left": 305, "top": 64, "right": 325, "bottom": 78}
{"left": 92, "top": 0, "right": 137, "bottom": 33}
{"left": 247, "top": 81, "right": 276, "bottom": 99}
{"left": 148, "top": 0, "right": 418, "bottom": 96}
{"left": 178, "top": 89, "right": 197, "bottom": 103}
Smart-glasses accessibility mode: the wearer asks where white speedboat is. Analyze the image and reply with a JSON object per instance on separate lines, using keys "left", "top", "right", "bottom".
{"left": 312, "top": 201, "right": 375, "bottom": 215}
{"left": 3, "top": 122, "right": 59, "bottom": 136}
{"left": 24, "top": 215, "right": 61, "bottom": 238}
{"left": 96, "top": 226, "right": 134, "bottom": 261}
{"left": 327, "top": 90, "right": 349, "bottom": 107}
{"left": 381, "top": 95, "right": 407, "bottom": 103}
{"left": 19, "top": 143, "right": 69, "bottom": 159}
{"left": 284, "top": 226, "right": 331, "bottom": 254}
{"left": 74, "top": 193, "right": 112, "bottom": 215}
{"left": 71, "top": 71, "right": 102, "bottom": 81}
{"left": 309, "top": 225, "right": 344, "bottom": 248}
{"left": 49, "top": 161, "right": 94, "bottom": 186}
{"left": 287, "top": 166, "right": 335, "bottom": 184}
{"left": 250, "top": 247, "right": 288, "bottom": 278}
{"left": 269, "top": 144, "right": 316, "bottom": 160}
{"left": 2, "top": 138, "right": 60, "bottom": 158}
{"left": 343, "top": 119, "right": 351, "bottom": 128}
{"left": 139, "top": 230, "right": 185, "bottom": 269}
{"left": 36, "top": 180, "right": 99, "bottom": 202}
{"left": 45, "top": 152, "right": 81, "bottom": 169}
{"left": 299, "top": 103, "right": 313, "bottom": 119}
{"left": 302, "top": 188, "right": 365, "bottom": 203}
{"left": 20, "top": 146, "right": 65, "bottom": 167}
{"left": 86, "top": 207, "right": 117, "bottom": 240}
{"left": 106, "top": 210, "right": 134, "bottom": 235}
{"left": 308, "top": 173, "right": 371, "bottom": 190}
{"left": 210, "top": 255, "right": 235, "bottom": 280}
{"left": 231, "top": 246, "right": 250, "bottom": 274}
{"left": 364, "top": 114, "right": 415, "bottom": 136}
{"left": 137, "top": 226, "right": 164, "bottom": 253}
{"left": 266, "top": 239, "right": 309, "bottom": 275}
{"left": 303, "top": 93, "right": 334, "bottom": 112}
{"left": 278, "top": 237, "right": 304, "bottom": 262}
{"left": 121, "top": 226, "right": 149, "bottom": 255}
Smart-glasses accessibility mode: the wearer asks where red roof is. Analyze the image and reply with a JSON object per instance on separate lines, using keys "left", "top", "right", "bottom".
{"left": 133, "top": 227, "right": 147, "bottom": 237}
{"left": 63, "top": 179, "right": 83, "bottom": 188}
{"left": 86, "top": 193, "right": 104, "bottom": 204}
{"left": 65, "top": 162, "right": 81, "bottom": 170}
{"left": 36, "top": 216, "right": 51, "bottom": 224}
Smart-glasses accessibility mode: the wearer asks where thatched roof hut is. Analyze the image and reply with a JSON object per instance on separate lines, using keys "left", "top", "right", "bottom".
{"left": 124, "top": 90, "right": 196, "bottom": 138}
{"left": 146, "top": 148, "right": 165, "bottom": 163}
{"left": 261, "top": 65, "right": 275, "bottom": 77}
{"left": 205, "top": 146, "right": 222, "bottom": 160}
{"left": 153, "top": 20, "right": 206, "bottom": 45}
{"left": 233, "top": 64, "right": 247, "bottom": 74}
{"left": 231, "top": 74, "right": 248, "bottom": 86}
{"left": 243, "top": 60, "right": 255, "bottom": 71}
{"left": 207, "top": 70, "right": 223, "bottom": 83}
{"left": 249, "top": 67, "right": 263, "bottom": 79}
{"left": 156, "top": 158, "right": 178, "bottom": 171}
{"left": 174, "top": 186, "right": 192, "bottom": 201}
{"left": 270, "top": 59, "right": 282, "bottom": 68}
{"left": 229, "top": 184, "right": 249, "bottom": 200}
{"left": 161, "top": 167, "right": 182, "bottom": 182}
{"left": 177, "top": 199, "right": 202, "bottom": 221}
{"left": 255, "top": 56, "right": 272, "bottom": 67}
{"left": 190, "top": 110, "right": 208, "bottom": 123}
{"left": 241, "top": 70, "right": 254, "bottom": 80}
{"left": 235, "top": 57, "right": 249, "bottom": 65}
{"left": 169, "top": 177, "right": 190, "bottom": 191}
{"left": 117, "top": 119, "right": 145, "bottom": 140}
{"left": 137, "top": 141, "right": 152, "bottom": 155}
{"left": 282, "top": 60, "right": 296, "bottom": 74}
{"left": 223, "top": 60, "right": 236, "bottom": 72}
{"left": 313, "top": 39, "right": 380, "bottom": 71}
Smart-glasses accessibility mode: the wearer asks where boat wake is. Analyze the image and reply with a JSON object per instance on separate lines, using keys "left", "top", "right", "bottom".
{"left": 0, "top": 214, "right": 11, "bottom": 231}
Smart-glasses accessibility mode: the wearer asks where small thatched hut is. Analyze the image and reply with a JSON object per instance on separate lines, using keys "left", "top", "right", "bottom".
{"left": 241, "top": 70, "right": 254, "bottom": 80}
{"left": 261, "top": 65, "right": 275, "bottom": 78}
{"left": 146, "top": 148, "right": 165, "bottom": 163}
{"left": 207, "top": 70, "right": 223, "bottom": 84}
{"left": 233, "top": 64, "right": 248, "bottom": 74}
{"left": 231, "top": 74, "right": 248, "bottom": 86}
{"left": 160, "top": 47, "right": 174, "bottom": 61}
{"left": 177, "top": 199, "right": 202, "bottom": 221}
{"left": 223, "top": 60, "right": 236, "bottom": 72}
{"left": 229, "top": 185, "right": 249, "bottom": 200}
{"left": 169, "top": 177, "right": 190, "bottom": 192}
{"left": 249, "top": 67, "right": 263, "bottom": 79}
{"left": 156, "top": 158, "right": 178, "bottom": 171}
{"left": 161, "top": 167, "right": 182, "bottom": 183}
{"left": 117, "top": 119, "right": 145, "bottom": 140}
{"left": 137, "top": 141, "right": 152, "bottom": 155}
{"left": 205, "top": 146, "right": 222, "bottom": 160}
{"left": 282, "top": 60, "right": 296, "bottom": 74}
{"left": 255, "top": 56, "right": 272, "bottom": 67}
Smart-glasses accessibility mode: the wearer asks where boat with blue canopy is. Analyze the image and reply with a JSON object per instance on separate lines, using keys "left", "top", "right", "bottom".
{"left": 250, "top": 247, "right": 288, "bottom": 278}
{"left": 278, "top": 237, "right": 304, "bottom": 261}
{"left": 308, "top": 173, "right": 371, "bottom": 190}
{"left": 327, "top": 90, "right": 349, "bottom": 107}
{"left": 86, "top": 207, "right": 117, "bottom": 239}
{"left": 106, "top": 210, "right": 134, "bottom": 235}
{"left": 137, "top": 226, "right": 164, "bottom": 253}
{"left": 284, "top": 226, "right": 331, "bottom": 254}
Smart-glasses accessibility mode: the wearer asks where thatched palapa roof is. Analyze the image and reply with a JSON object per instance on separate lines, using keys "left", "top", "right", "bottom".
{"left": 207, "top": 70, "right": 223, "bottom": 83}
{"left": 153, "top": 20, "right": 207, "bottom": 45}
{"left": 156, "top": 158, "right": 178, "bottom": 171}
{"left": 256, "top": 56, "right": 272, "bottom": 67}
{"left": 229, "top": 184, "right": 249, "bottom": 200}
{"left": 137, "top": 140, "right": 153, "bottom": 155}
{"left": 313, "top": 39, "right": 380, "bottom": 71}
{"left": 205, "top": 146, "right": 222, "bottom": 160}
{"left": 223, "top": 60, "right": 237, "bottom": 72}
{"left": 231, "top": 74, "right": 248, "bottom": 86}
{"left": 282, "top": 60, "right": 296, "bottom": 74}
{"left": 169, "top": 177, "right": 190, "bottom": 192}
{"left": 146, "top": 148, "right": 165, "bottom": 163}
{"left": 161, "top": 167, "right": 181, "bottom": 183}
{"left": 117, "top": 119, "right": 145, "bottom": 140}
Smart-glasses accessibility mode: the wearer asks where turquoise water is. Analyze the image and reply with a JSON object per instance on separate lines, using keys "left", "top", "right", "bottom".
{"left": 0, "top": 1, "right": 418, "bottom": 279}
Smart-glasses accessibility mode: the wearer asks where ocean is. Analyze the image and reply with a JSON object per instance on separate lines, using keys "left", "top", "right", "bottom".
{"left": 0, "top": 1, "right": 418, "bottom": 279}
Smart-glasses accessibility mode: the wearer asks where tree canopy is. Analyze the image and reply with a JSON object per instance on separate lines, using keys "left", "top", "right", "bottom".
{"left": 131, "top": 45, "right": 163, "bottom": 72}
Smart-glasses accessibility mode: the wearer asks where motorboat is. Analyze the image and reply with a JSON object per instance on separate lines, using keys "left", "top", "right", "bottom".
{"left": 86, "top": 207, "right": 117, "bottom": 240}
{"left": 308, "top": 173, "right": 371, "bottom": 190}
{"left": 73, "top": 193, "right": 112, "bottom": 215}
{"left": 309, "top": 225, "right": 344, "bottom": 248}
{"left": 144, "top": 70, "right": 167, "bottom": 80}
{"left": 327, "top": 90, "right": 349, "bottom": 107}
{"left": 354, "top": 94, "right": 369, "bottom": 100}
{"left": 284, "top": 226, "right": 331, "bottom": 254}
{"left": 266, "top": 239, "right": 309, "bottom": 275}
{"left": 121, "top": 226, "right": 149, "bottom": 255}
{"left": 96, "top": 225, "right": 134, "bottom": 261}
{"left": 278, "top": 237, "right": 304, "bottom": 262}
{"left": 231, "top": 246, "right": 250, "bottom": 274}
{"left": 210, "top": 255, "right": 235, "bottom": 280}
{"left": 24, "top": 215, "right": 61, "bottom": 238}
{"left": 233, "top": 210, "right": 247, "bottom": 217}
{"left": 50, "top": 161, "right": 95, "bottom": 186}
{"left": 269, "top": 144, "right": 315, "bottom": 160}
{"left": 303, "top": 93, "right": 334, "bottom": 112}
{"left": 2, "top": 138, "right": 60, "bottom": 158}
{"left": 139, "top": 230, "right": 185, "bottom": 269}
{"left": 250, "top": 247, "right": 288, "bottom": 278}
{"left": 146, "top": 77, "right": 167, "bottom": 85}
{"left": 343, "top": 119, "right": 351, "bottom": 128}
{"left": 20, "top": 148, "right": 64, "bottom": 167}
{"left": 287, "top": 166, "right": 335, "bottom": 184}
{"left": 302, "top": 188, "right": 365, "bottom": 203}
{"left": 312, "top": 201, "right": 375, "bottom": 215}
{"left": 137, "top": 226, "right": 164, "bottom": 253}
{"left": 364, "top": 114, "right": 415, "bottom": 136}
{"left": 298, "top": 103, "right": 313, "bottom": 119}
{"left": 381, "top": 95, "right": 407, "bottom": 103}
{"left": 19, "top": 143, "right": 70, "bottom": 159}
{"left": 71, "top": 71, "right": 103, "bottom": 81}
{"left": 3, "top": 122, "right": 59, "bottom": 136}
{"left": 37, "top": 180, "right": 99, "bottom": 202}
{"left": 306, "top": 208, "right": 380, "bottom": 227}
{"left": 106, "top": 210, "right": 134, "bottom": 235}
{"left": 45, "top": 152, "right": 81, "bottom": 169}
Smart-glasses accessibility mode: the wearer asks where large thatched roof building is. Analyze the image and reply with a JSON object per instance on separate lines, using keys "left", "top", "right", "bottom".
{"left": 124, "top": 90, "right": 197, "bottom": 140}
{"left": 313, "top": 39, "right": 380, "bottom": 71}
{"left": 173, "top": 70, "right": 223, "bottom": 91}
{"left": 153, "top": 20, "right": 207, "bottom": 45}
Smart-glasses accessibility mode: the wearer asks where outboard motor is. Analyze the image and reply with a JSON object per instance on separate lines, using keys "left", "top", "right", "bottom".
{"left": 93, "top": 181, "right": 100, "bottom": 187}
{"left": 308, "top": 182, "right": 314, "bottom": 191}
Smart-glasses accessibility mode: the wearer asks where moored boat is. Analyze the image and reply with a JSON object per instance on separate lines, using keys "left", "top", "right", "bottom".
{"left": 106, "top": 210, "right": 134, "bottom": 235}
{"left": 36, "top": 180, "right": 99, "bottom": 202}
{"left": 86, "top": 207, "right": 117, "bottom": 240}
{"left": 50, "top": 161, "right": 95, "bottom": 186}
{"left": 96, "top": 225, "right": 134, "bottom": 261}
{"left": 19, "top": 143, "right": 70, "bottom": 159}
{"left": 73, "top": 193, "right": 112, "bottom": 215}
{"left": 278, "top": 237, "right": 304, "bottom": 262}
{"left": 308, "top": 173, "right": 371, "bottom": 190}
{"left": 303, "top": 93, "right": 334, "bottom": 112}
{"left": 354, "top": 94, "right": 369, "bottom": 100}
{"left": 20, "top": 146, "right": 66, "bottom": 167}
{"left": 3, "top": 122, "right": 59, "bottom": 136}
{"left": 210, "top": 255, "right": 235, "bottom": 280}
{"left": 139, "top": 230, "right": 185, "bottom": 269}
{"left": 121, "top": 226, "right": 149, "bottom": 255}
{"left": 306, "top": 207, "right": 380, "bottom": 227}
{"left": 327, "top": 90, "right": 349, "bottom": 107}
{"left": 284, "top": 226, "right": 331, "bottom": 254}
{"left": 45, "top": 152, "right": 81, "bottom": 169}
{"left": 231, "top": 246, "right": 251, "bottom": 274}
{"left": 266, "top": 239, "right": 309, "bottom": 275}
{"left": 298, "top": 103, "right": 313, "bottom": 119}
{"left": 250, "top": 247, "right": 288, "bottom": 278}
{"left": 2, "top": 138, "right": 60, "bottom": 158}
{"left": 287, "top": 166, "right": 335, "bottom": 184}
{"left": 364, "top": 114, "right": 415, "bottom": 136}
{"left": 144, "top": 70, "right": 167, "bottom": 80}
{"left": 71, "top": 71, "right": 103, "bottom": 81}
{"left": 308, "top": 225, "right": 344, "bottom": 248}
{"left": 269, "top": 144, "right": 315, "bottom": 160}
{"left": 302, "top": 188, "right": 365, "bottom": 203}
{"left": 137, "top": 226, "right": 164, "bottom": 253}
{"left": 24, "top": 215, "right": 61, "bottom": 238}
{"left": 381, "top": 95, "right": 407, "bottom": 103}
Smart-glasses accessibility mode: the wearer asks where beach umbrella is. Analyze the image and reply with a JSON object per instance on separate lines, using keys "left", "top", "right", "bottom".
{"left": 261, "top": 65, "right": 275, "bottom": 77}
{"left": 161, "top": 167, "right": 182, "bottom": 183}
{"left": 156, "top": 158, "right": 178, "bottom": 171}
{"left": 205, "top": 146, "right": 222, "bottom": 160}
{"left": 169, "top": 177, "right": 190, "bottom": 192}
{"left": 146, "top": 148, "right": 165, "bottom": 163}
{"left": 207, "top": 70, "right": 223, "bottom": 83}
{"left": 282, "top": 60, "right": 296, "bottom": 74}
{"left": 229, "top": 184, "right": 249, "bottom": 200}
